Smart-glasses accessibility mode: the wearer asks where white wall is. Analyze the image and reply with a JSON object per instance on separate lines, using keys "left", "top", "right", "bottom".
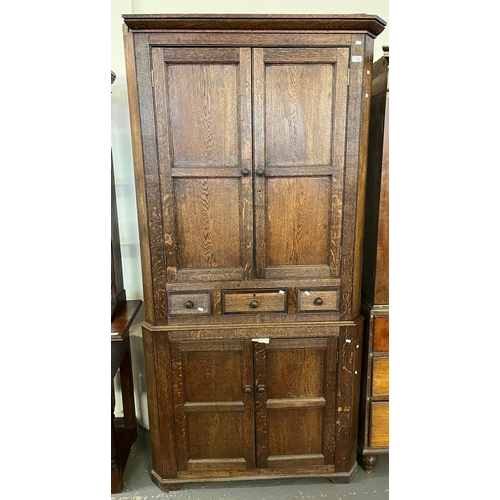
{"left": 111, "top": 0, "right": 389, "bottom": 302}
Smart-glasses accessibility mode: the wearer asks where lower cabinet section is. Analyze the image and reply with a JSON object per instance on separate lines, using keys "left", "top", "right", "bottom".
{"left": 142, "top": 322, "right": 364, "bottom": 491}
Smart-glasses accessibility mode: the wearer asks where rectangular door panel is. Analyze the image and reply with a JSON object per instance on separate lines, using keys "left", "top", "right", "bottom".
{"left": 265, "top": 177, "right": 330, "bottom": 270}
{"left": 167, "top": 64, "right": 238, "bottom": 167}
{"left": 174, "top": 178, "right": 241, "bottom": 271}
{"left": 265, "top": 63, "right": 333, "bottom": 167}
{"left": 267, "top": 407, "right": 323, "bottom": 460}
{"left": 186, "top": 411, "right": 246, "bottom": 469}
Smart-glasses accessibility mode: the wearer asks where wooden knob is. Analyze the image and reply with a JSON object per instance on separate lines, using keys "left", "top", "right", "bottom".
{"left": 314, "top": 297, "right": 323, "bottom": 306}
{"left": 250, "top": 300, "right": 259, "bottom": 308}
{"left": 184, "top": 300, "right": 194, "bottom": 309}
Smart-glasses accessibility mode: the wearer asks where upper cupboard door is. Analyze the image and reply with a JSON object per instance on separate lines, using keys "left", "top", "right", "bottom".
{"left": 151, "top": 47, "right": 254, "bottom": 282}
{"left": 253, "top": 48, "right": 350, "bottom": 279}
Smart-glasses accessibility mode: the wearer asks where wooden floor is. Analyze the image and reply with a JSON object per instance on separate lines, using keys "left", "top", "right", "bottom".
{"left": 111, "top": 426, "right": 389, "bottom": 499}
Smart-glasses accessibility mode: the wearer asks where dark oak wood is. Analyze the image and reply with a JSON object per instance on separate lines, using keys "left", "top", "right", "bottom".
{"left": 122, "top": 14, "right": 386, "bottom": 36}
{"left": 111, "top": 300, "right": 142, "bottom": 493}
{"left": 358, "top": 46, "right": 389, "bottom": 473}
{"left": 122, "top": 15, "right": 385, "bottom": 491}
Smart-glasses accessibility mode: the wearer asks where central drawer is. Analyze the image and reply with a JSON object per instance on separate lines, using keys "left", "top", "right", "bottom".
{"left": 222, "top": 289, "right": 287, "bottom": 314}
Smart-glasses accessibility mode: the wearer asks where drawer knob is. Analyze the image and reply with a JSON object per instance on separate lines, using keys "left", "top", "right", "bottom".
{"left": 257, "top": 386, "right": 265, "bottom": 394}
{"left": 184, "top": 300, "right": 194, "bottom": 309}
{"left": 241, "top": 167, "right": 250, "bottom": 176}
{"left": 244, "top": 386, "right": 252, "bottom": 394}
{"left": 250, "top": 300, "right": 259, "bottom": 309}
{"left": 256, "top": 168, "right": 265, "bottom": 177}
{"left": 314, "top": 297, "right": 323, "bottom": 306}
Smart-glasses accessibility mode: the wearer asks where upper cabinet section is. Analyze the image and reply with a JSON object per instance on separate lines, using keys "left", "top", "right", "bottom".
{"left": 123, "top": 15, "right": 386, "bottom": 323}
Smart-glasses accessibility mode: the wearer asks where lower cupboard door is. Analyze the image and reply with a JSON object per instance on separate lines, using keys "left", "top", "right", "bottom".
{"left": 170, "top": 340, "right": 256, "bottom": 472}
{"left": 254, "top": 338, "right": 337, "bottom": 469}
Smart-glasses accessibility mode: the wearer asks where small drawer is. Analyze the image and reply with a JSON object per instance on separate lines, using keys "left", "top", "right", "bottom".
{"left": 168, "top": 292, "right": 211, "bottom": 317}
{"left": 373, "top": 316, "right": 389, "bottom": 353}
{"left": 369, "top": 401, "right": 389, "bottom": 448}
{"left": 372, "top": 356, "right": 389, "bottom": 398}
{"left": 297, "top": 288, "right": 339, "bottom": 313}
{"left": 222, "top": 289, "right": 287, "bottom": 314}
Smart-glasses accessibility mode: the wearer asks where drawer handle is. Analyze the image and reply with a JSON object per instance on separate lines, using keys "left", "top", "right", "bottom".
{"left": 241, "top": 167, "right": 250, "bottom": 176}
{"left": 314, "top": 297, "right": 323, "bottom": 306}
{"left": 250, "top": 300, "right": 259, "bottom": 309}
{"left": 184, "top": 300, "right": 194, "bottom": 309}
{"left": 256, "top": 168, "right": 265, "bottom": 177}
{"left": 257, "top": 386, "right": 265, "bottom": 394}
{"left": 244, "top": 386, "right": 252, "bottom": 394}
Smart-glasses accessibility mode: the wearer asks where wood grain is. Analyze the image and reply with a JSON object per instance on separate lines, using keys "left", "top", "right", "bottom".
{"left": 222, "top": 290, "right": 286, "bottom": 314}
{"left": 174, "top": 178, "right": 241, "bottom": 269}
{"left": 371, "top": 357, "right": 389, "bottom": 397}
{"left": 369, "top": 402, "right": 389, "bottom": 448}
{"left": 266, "top": 177, "right": 330, "bottom": 267}
{"left": 134, "top": 34, "right": 167, "bottom": 321}
{"left": 170, "top": 340, "right": 255, "bottom": 472}
{"left": 122, "top": 16, "right": 384, "bottom": 487}
{"left": 373, "top": 316, "right": 389, "bottom": 352}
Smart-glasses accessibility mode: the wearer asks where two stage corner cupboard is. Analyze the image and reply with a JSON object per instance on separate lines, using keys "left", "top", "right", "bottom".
{"left": 122, "top": 14, "right": 386, "bottom": 492}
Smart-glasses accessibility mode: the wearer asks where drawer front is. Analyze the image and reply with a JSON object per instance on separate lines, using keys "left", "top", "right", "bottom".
{"left": 372, "top": 356, "right": 389, "bottom": 397}
{"left": 369, "top": 401, "right": 389, "bottom": 448}
{"left": 168, "top": 292, "right": 211, "bottom": 317}
{"left": 297, "top": 288, "right": 339, "bottom": 313}
{"left": 373, "top": 316, "right": 389, "bottom": 353}
{"left": 222, "top": 290, "right": 286, "bottom": 314}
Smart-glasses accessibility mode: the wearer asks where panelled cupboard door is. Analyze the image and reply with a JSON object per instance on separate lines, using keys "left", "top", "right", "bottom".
{"left": 253, "top": 48, "right": 350, "bottom": 279}
{"left": 170, "top": 340, "right": 256, "bottom": 472}
{"left": 254, "top": 338, "right": 337, "bottom": 469}
{"left": 151, "top": 46, "right": 350, "bottom": 284}
{"left": 151, "top": 47, "right": 254, "bottom": 283}
{"left": 170, "top": 338, "right": 338, "bottom": 473}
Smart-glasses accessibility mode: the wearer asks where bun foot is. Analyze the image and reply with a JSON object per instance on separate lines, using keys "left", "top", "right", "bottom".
{"left": 361, "top": 454, "right": 379, "bottom": 473}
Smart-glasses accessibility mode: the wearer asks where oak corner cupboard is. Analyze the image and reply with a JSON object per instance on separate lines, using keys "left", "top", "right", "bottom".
{"left": 122, "top": 13, "right": 386, "bottom": 492}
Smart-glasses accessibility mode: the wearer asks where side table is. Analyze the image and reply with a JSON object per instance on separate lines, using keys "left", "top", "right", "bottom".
{"left": 111, "top": 299, "right": 142, "bottom": 493}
